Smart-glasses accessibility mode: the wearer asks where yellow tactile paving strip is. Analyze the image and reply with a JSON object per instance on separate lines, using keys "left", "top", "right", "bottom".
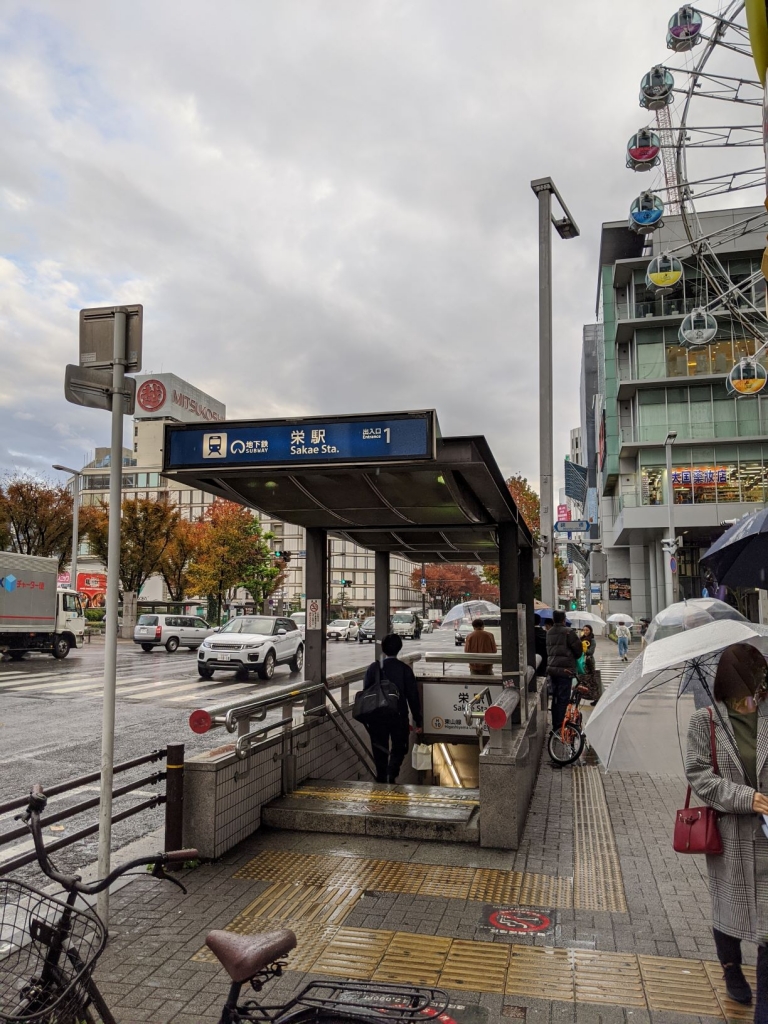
{"left": 284, "top": 784, "right": 479, "bottom": 807}
{"left": 572, "top": 766, "right": 627, "bottom": 913}
{"left": 193, "top": 922, "right": 753, "bottom": 1018}
{"left": 233, "top": 850, "right": 575, "bottom": 909}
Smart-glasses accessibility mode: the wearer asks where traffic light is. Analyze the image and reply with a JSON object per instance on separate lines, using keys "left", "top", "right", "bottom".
{"left": 274, "top": 549, "right": 282, "bottom": 558}
{"left": 283, "top": 551, "right": 292, "bottom": 563}
{"left": 569, "top": 599, "right": 578, "bottom": 610}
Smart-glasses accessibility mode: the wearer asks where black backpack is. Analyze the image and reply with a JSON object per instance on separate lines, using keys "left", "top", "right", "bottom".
{"left": 352, "top": 662, "right": 401, "bottom": 723}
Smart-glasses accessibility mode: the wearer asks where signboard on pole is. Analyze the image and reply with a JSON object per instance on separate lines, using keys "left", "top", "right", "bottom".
{"left": 79, "top": 305, "right": 143, "bottom": 373}
{"left": 554, "top": 520, "right": 590, "bottom": 534}
{"left": 557, "top": 504, "right": 570, "bottom": 521}
{"left": 307, "top": 598, "right": 322, "bottom": 631}
{"left": 65, "top": 364, "right": 136, "bottom": 414}
{"left": 422, "top": 682, "right": 503, "bottom": 739}
{"left": 165, "top": 411, "right": 437, "bottom": 470}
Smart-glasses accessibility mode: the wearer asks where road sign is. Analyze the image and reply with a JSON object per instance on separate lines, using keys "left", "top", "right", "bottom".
{"left": 554, "top": 519, "right": 589, "bottom": 534}
{"left": 164, "top": 410, "right": 437, "bottom": 470}
{"left": 557, "top": 504, "right": 570, "bottom": 521}
{"left": 670, "top": 556, "right": 678, "bottom": 573}
{"left": 79, "top": 305, "right": 143, "bottom": 373}
{"left": 65, "top": 364, "right": 136, "bottom": 414}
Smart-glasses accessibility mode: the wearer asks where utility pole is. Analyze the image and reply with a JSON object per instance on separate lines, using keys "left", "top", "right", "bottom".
{"left": 97, "top": 309, "right": 127, "bottom": 924}
{"left": 421, "top": 562, "right": 426, "bottom": 618}
{"left": 52, "top": 465, "right": 81, "bottom": 589}
{"left": 530, "top": 178, "right": 580, "bottom": 608}
{"left": 663, "top": 431, "right": 679, "bottom": 607}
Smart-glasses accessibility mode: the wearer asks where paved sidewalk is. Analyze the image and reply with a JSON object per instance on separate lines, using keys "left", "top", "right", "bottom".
{"left": 84, "top": 637, "right": 751, "bottom": 1024}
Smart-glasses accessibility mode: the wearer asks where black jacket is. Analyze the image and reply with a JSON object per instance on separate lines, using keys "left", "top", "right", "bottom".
{"left": 534, "top": 626, "right": 548, "bottom": 676}
{"left": 363, "top": 657, "right": 423, "bottom": 728}
{"left": 546, "top": 624, "right": 582, "bottom": 676}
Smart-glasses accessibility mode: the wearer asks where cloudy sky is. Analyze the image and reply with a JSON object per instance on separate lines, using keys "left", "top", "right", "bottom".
{"left": 0, "top": 1, "right": 758, "bottom": 492}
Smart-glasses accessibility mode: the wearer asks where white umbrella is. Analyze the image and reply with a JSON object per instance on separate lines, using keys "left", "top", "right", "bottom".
{"left": 567, "top": 611, "right": 606, "bottom": 629}
{"left": 644, "top": 597, "right": 747, "bottom": 644}
{"left": 607, "top": 613, "right": 634, "bottom": 625}
{"left": 585, "top": 619, "right": 768, "bottom": 775}
{"left": 441, "top": 600, "right": 500, "bottom": 626}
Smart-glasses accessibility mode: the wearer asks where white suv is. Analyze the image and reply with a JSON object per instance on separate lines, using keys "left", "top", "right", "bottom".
{"left": 326, "top": 619, "right": 359, "bottom": 641}
{"left": 197, "top": 615, "right": 304, "bottom": 680}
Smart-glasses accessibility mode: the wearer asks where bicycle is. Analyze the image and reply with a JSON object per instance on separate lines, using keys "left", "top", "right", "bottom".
{"left": 2, "top": 786, "right": 449, "bottom": 1024}
{"left": 547, "top": 681, "right": 587, "bottom": 766}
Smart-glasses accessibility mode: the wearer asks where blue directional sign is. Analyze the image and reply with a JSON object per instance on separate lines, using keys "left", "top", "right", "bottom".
{"left": 554, "top": 519, "right": 590, "bottom": 534}
{"left": 164, "top": 411, "right": 436, "bottom": 470}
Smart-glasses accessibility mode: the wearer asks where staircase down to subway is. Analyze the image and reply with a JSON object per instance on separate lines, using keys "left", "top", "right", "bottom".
{"left": 162, "top": 411, "right": 545, "bottom": 852}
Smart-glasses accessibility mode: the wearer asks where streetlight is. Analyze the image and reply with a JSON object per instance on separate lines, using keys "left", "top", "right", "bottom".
{"left": 52, "top": 464, "right": 81, "bottom": 591}
{"left": 662, "top": 431, "right": 679, "bottom": 607}
{"left": 530, "top": 177, "right": 580, "bottom": 609}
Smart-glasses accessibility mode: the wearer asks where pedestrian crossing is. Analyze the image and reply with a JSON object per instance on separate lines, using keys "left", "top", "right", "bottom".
{"left": 0, "top": 659, "right": 271, "bottom": 708}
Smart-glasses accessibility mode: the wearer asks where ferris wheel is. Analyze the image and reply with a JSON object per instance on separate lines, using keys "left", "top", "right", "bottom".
{"left": 626, "top": 2, "right": 768, "bottom": 396}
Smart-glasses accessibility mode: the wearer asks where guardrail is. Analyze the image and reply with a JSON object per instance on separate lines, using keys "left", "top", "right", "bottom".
{"left": 0, "top": 746, "right": 183, "bottom": 876}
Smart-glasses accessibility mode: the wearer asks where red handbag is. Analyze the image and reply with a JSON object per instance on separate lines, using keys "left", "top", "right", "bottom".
{"left": 673, "top": 707, "right": 724, "bottom": 855}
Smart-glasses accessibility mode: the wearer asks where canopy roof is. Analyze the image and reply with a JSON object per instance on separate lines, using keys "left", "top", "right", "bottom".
{"left": 161, "top": 414, "right": 532, "bottom": 563}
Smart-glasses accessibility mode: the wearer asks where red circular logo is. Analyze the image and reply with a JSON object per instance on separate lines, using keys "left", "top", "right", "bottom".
{"left": 488, "top": 909, "right": 551, "bottom": 933}
{"left": 137, "top": 379, "right": 167, "bottom": 412}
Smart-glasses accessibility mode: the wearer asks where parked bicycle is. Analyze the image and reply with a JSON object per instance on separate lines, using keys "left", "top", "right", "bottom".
{"left": 1, "top": 786, "right": 449, "bottom": 1024}
{"left": 548, "top": 681, "right": 587, "bottom": 766}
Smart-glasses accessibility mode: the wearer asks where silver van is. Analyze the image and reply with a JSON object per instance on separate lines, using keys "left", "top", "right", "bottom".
{"left": 134, "top": 614, "right": 214, "bottom": 653}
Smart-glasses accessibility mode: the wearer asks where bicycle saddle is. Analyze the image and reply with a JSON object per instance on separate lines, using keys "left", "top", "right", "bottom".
{"left": 206, "top": 928, "right": 297, "bottom": 982}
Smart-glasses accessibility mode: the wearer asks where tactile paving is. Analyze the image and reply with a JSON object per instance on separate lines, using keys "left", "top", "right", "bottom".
{"left": 572, "top": 767, "right": 627, "bottom": 912}
{"left": 518, "top": 872, "right": 573, "bottom": 909}
{"left": 439, "top": 939, "right": 510, "bottom": 994}
{"left": 571, "top": 949, "right": 645, "bottom": 1007}
{"left": 310, "top": 927, "right": 393, "bottom": 979}
{"left": 232, "top": 880, "right": 362, "bottom": 925}
{"left": 373, "top": 932, "right": 452, "bottom": 986}
{"left": 191, "top": 917, "right": 339, "bottom": 971}
{"left": 287, "top": 784, "right": 479, "bottom": 807}
{"left": 506, "top": 945, "right": 573, "bottom": 1001}
{"left": 704, "top": 959, "right": 758, "bottom": 1020}
{"left": 639, "top": 955, "right": 722, "bottom": 1015}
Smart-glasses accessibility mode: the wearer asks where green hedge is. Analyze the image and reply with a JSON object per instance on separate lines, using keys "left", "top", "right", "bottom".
{"left": 85, "top": 608, "right": 106, "bottom": 622}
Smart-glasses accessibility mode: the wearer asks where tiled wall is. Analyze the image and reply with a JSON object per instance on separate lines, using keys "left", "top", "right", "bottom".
{"left": 184, "top": 708, "right": 418, "bottom": 858}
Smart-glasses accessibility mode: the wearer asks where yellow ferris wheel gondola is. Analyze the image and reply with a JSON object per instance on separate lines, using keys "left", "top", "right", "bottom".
{"left": 728, "top": 357, "right": 768, "bottom": 396}
{"left": 646, "top": 254, "right": 684, "bottom": 295}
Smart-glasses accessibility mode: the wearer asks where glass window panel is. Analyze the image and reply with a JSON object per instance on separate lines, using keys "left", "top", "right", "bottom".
{"left": 637, "top": 342, "right": 665, "bottom": 379}
{"left": 716, "top": 464, "right": 740, "bottom": 502}
{"left": 713, "top": 395, "right": 737, "bottom": 438}
{"left": 137, "top": 473, "right": 148, "bottom": 487}
{"left": 711, "top": 339, "right": 733, "bottom": 374}
{"left": 687, "top": 346, "right": 711, "bottom": 376}
{"left": 149, "top": 473, "right": 160, "bottom": 486}
{"left": 641, "top": 467, "right": 664, "bottom": 505}
{"left": 692, "top": 464, "right": 717, "bottom": 503}
{"left": 739, "top": 462, "right": 765, "bottom": 503}
{"left": 735, "top": 337, "right": 756, "bottom": 360}
{"left": 666, "top": 344, "right": 689, "bottom": 378}
{"left": 689, "top": 386, "right": 712, "bottom": 439}
{"left": 670, "top": 453, "right": 693, "bottom": 504}
{"left": 667, "top": 388, "right": 690, "bottom": 436}
{"left": 737, "top": 395, "right": 760, "bottom": 436}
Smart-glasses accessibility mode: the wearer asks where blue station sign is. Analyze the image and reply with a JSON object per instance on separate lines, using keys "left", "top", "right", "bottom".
{"left": 164, "top": 411, "right": 437, "bottom": 470}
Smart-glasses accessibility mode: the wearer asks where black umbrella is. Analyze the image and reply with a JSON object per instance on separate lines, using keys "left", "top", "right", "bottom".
{"left": 700, "top": 507, "right": 768, "bottom": 587}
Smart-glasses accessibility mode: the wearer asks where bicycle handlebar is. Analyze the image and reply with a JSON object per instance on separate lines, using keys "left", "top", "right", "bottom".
{"left": 21, "top": 785, "right": 198, "bottom": 896}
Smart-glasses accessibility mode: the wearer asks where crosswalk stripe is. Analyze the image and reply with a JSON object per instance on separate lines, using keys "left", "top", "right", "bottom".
{"left": 163, "top": 682, "right": 256, "bottom": 703}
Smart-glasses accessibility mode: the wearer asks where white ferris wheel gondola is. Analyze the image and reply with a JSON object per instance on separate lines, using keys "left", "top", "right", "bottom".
{"left": 678, "top": 308, "right": 718, "bottom": 346}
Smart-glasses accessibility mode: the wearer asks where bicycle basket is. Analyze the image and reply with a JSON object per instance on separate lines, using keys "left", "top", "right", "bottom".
{"left": 0, "top": 879, "right": 106, "bottom": 1023}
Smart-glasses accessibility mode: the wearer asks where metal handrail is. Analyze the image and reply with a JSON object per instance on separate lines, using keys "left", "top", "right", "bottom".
{"left": 190, "top": 653, "right": 422, "bottom": 735}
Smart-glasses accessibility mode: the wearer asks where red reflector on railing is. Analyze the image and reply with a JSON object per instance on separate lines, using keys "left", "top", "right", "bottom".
{"left": 484, "top": 705, "right": 507, "bottom": 730}
{"left": 189, "top": 709, "right": 212, "bottom": 734}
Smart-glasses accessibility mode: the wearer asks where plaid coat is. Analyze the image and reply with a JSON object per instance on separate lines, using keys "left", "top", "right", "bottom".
{"left": 685, "top": 700, "right": 768, "bottom": 943}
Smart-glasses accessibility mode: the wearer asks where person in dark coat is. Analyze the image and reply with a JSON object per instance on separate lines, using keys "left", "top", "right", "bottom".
{"left": 363, "top": 633, "right": 423, "bottom": 784}
{"left": 686, "top": 643, "right": 768, "bottom": 1015}
{"left": 545, "top": 610, "right": 582, "bottom": 734}
{"left": 534, "top": 614, "right": 548, "bottom": 679}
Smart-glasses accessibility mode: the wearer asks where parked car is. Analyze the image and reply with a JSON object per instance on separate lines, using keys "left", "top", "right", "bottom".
{"left": 290, "top": 611, "right": 306, "bottom": 637}
{"left": 392, "top": 611, "right": 422, "bottom": 640}
{"left": 134, "top": 614, "right": 213, "bottom": 653}
{"left": 421, "top": 619, "right": 434, "bottom": 634}
{"left": 197, "top": 615, "right": 303, "bottom": 680}
{"left": 357, "top": 617, "right": 376, "bottom": 643}
{"left": 454, "top": 620, "right": 473, "bottom": 646}
{"left": 326, "top": 619, "right": 359, "bottom": 641}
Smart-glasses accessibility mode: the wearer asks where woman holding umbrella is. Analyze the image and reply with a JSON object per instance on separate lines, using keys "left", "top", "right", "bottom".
{"left": 685, "top": 643, "right": 768, "bottom": 1014}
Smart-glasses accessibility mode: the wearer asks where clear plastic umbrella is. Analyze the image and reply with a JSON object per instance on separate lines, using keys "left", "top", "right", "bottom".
{"left": 644, "top": 598, "right": 747, "bottom": 644}
{"left": 567, "top": 611, "right": 606, "bottom": 629}
{"left": 441, "top": 600, "right": 500, "bottom": 626}
{"left": 585, "top": 619, "right": 768, "bottom": 775}
{"left": 607, "top": 613, "right": 634, "bottom": 625}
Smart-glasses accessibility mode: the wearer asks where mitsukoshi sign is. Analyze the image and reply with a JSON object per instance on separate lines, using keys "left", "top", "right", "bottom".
{"left": 133, "top": 373, "right": 225, "bottom": 423}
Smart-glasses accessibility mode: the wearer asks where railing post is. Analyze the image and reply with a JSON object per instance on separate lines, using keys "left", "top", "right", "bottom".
{"left": 164, "top": 743, "right": 185, "bottom": 859}
{"left": 281, "top": 702, "right": 296, "bottom": 794}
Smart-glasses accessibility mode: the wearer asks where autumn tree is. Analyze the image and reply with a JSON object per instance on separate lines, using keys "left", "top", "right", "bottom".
{"left": 84, "top": 495, "right": 181, "bottom": 593}
{"left": 0, "top": 475, "right": 74, "bottom": 570}
{"left": 187, "top": 500, "right": 282, "bottom": 623}
{"left": 158, "top": 518, "right": 201, "bottom": 601}
{"left": 410, "top": 563, "right": 489, "bottom": 609}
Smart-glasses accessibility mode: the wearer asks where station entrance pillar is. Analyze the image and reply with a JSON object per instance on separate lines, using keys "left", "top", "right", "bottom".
{"left": 498, "top": 522, "right": 521, "bottom": 723}
{"left": 305, "top": 527, "right": 327, "bottom": 711}
{"left": 374, "top": 551, "right": 391, "bottom": 661}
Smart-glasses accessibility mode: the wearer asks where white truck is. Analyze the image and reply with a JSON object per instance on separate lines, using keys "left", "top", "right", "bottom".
{"left": 0, "top": 552, "right": 85, "bottom": 660}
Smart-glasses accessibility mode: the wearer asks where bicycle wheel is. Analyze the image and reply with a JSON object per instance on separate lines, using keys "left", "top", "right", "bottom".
{"left": 548, "top": 723, "right": 584, "bottom": 765}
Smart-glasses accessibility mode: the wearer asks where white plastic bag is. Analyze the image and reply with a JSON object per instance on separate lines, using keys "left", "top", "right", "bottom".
{"left": 411, "top": 743, "right": 433, "bottom": 771}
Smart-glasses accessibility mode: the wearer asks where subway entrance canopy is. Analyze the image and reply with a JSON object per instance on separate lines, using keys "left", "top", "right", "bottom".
{"left": 161, "top": 410, "right": 533, "bottom": 561}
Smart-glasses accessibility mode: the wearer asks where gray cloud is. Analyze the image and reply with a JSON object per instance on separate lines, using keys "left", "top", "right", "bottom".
{"left": 0, "top": 0, "right": 742, "bottom": 492}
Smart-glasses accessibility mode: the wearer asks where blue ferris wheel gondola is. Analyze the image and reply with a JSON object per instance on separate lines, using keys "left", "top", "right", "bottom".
{"left": 629, "top": 192, "right": 664, "bottom": 234}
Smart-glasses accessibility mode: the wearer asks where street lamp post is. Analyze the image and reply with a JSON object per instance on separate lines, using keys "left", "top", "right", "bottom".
{"left": 663, "top": 431, "right": 679, "bottom": 607}
{"left": 52, "top": 464, "right": 81, "bottom": 590}
{"left": 530, "top": 178, "right": 580, "bottom": 609}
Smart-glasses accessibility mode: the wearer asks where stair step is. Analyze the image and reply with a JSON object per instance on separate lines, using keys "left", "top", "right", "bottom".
{"left": 262, "top": 778, "right": 480, "bottom": 844}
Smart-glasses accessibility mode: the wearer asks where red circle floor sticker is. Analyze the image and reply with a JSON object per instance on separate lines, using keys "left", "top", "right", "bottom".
{"left": 486, "top": 907, "right": 551, "bottom": 934}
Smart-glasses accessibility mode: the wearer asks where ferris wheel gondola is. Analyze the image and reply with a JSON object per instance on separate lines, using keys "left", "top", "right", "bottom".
{"left": 629, "top": 191, "right": 665, "bottom": 233}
